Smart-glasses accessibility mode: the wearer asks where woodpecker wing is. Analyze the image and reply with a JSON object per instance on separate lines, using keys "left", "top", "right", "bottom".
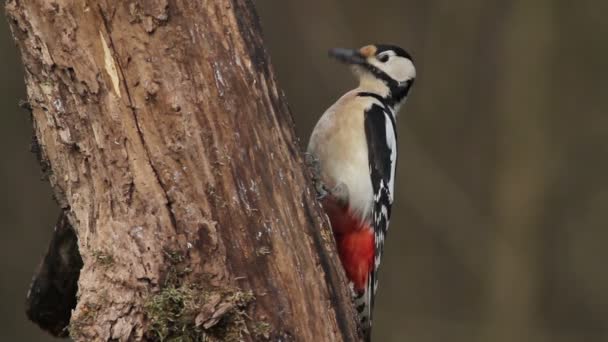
{"left": 362, "top": 99, "right": 397, "bottom": 316}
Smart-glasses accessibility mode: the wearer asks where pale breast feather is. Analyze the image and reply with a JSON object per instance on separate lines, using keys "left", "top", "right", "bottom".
{"left": 307, "top": 90, "right": 376, "bottom": 218}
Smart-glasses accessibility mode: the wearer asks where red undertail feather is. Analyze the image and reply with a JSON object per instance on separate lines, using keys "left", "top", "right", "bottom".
{"left": 322, "top": 198, "right": 374, "bottom": 292}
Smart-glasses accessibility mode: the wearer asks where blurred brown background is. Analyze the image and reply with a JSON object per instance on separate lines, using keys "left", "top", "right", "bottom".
{"left": 2, "top": 0, "right": 607, "bottom": 341}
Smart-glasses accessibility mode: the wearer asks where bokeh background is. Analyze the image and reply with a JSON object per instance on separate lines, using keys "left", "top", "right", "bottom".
{"left": 2, "top": 0, "right": 607, "bottom": 341}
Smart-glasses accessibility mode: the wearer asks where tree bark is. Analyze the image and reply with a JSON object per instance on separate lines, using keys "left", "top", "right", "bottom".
{"left": 5, "top": 0, "right": 359, "bottom": 341}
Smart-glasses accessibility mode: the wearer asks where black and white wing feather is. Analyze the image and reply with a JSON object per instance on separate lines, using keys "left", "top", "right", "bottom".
{"left": 363, "top": 101, "right": 397, "bottom": 315}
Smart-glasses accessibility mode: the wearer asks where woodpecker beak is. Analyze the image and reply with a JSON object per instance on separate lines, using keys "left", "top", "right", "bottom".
{"left": 328, "top": 48, "right": 367, "bottom": 65}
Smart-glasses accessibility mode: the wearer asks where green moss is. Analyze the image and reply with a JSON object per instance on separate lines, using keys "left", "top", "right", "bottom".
{"left": 162, "top": 249, "right": 190, "bottom": 287}
{"left": 144, "top": 286, "right": 201, "bottom": 341}
{"left": 164, "top": 249, "right": 185, "bottom": 265}
{"left": 144, "top": 285, "right": 258, "bottom": 342}
{"left": 253, "top": 321, "right": 271, "bottom": 339}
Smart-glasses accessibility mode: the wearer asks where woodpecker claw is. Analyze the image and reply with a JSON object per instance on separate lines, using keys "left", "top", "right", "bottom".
{"left": 304, "top": 152, "right": 321, "bottom": 178}
{"left": 330, "top": 182, "right": 350, "bottom": 207}
{"left": 316, "top": 181, "right": 350, "bottom": 209}
{"left": 304, "top": 152, "right": 327, "bottom": 199}
{"left": 304, "top": 153, "right": 350, "bottom": 204}
{"left": 315, "top": 182, "right": 330, "bottom": 200}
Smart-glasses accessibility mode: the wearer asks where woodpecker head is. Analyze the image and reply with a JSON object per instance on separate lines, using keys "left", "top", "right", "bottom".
{"left": 329, "top": 44, "right": 415, "bottom": 105}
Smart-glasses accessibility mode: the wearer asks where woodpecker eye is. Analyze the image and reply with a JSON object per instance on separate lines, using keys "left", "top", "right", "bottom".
{"left": 377, "top": 54, "right": 390, "bottom": 63}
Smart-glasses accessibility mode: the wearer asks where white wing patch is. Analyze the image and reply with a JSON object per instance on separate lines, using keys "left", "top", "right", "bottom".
{"left": 384, "top": 111, "right": 397, "bottom": 202}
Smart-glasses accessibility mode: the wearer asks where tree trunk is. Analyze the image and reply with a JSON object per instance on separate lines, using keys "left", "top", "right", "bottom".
{"left": 5, "top": 0, "right": 359, "bottom": 341}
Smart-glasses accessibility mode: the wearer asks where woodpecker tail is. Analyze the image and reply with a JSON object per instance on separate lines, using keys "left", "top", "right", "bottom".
{"left": 354, "top": 277, "right": 374, "bottom": 341}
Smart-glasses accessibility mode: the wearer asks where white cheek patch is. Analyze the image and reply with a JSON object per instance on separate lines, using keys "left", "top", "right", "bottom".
{"left": 391, "top": 57, "right": 416, "bottom": 82}
{"left": 368, "top": 56, "right": 416, "bottom": 83}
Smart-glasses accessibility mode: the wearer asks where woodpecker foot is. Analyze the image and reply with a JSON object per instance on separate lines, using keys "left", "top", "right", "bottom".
{"left": 328, "top": 182, "right": 350, "bottom": 208}
{"left": 304, "top": 153, "right": 349, "bottom": 206}
{"left": 318, "top": 182, "right": 350, "bottom": 210}
{"left": 304, "top": 152, "right": 321, "bottom": 179}
{"left": 304, "top": 152, "right": 327, "bottom": 197}
{"left": 315, "top": 182, "right": 330, "bottom": 200}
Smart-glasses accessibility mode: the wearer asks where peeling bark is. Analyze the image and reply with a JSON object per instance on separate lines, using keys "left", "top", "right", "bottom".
{"left": 6, "top": 0, "right": 359, "bottom": 340}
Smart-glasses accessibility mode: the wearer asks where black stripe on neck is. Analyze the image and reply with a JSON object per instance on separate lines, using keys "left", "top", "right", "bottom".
{"left": 361, "top": 64, "right": 414, "bottom": 106}
{"left": 358, "top": 92, "right": 388, "bottom": 109}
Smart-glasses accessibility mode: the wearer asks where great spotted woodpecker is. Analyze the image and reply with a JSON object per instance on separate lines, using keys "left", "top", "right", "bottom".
{"left": 307, "top": 44, "right": 415, "bottom": 340}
